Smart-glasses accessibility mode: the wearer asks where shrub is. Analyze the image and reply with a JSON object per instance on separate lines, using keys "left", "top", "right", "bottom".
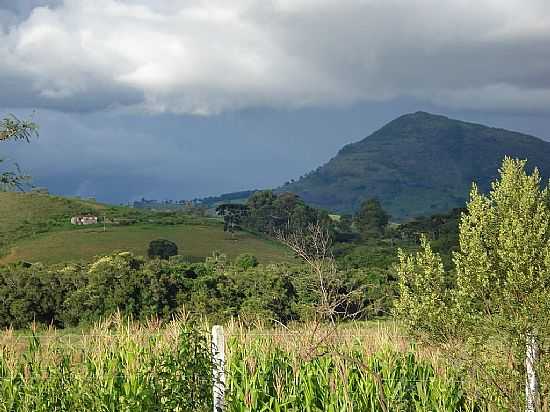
{"left": 147, "top": 239, "right": 178, "bottom": 260}
{"left": 234, "top": 253, "right": 258, "bottom": 270}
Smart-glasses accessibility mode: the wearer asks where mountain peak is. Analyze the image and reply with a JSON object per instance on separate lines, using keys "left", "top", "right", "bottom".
{"left": 391, "top": 111, "right": 451, "bottom": 124}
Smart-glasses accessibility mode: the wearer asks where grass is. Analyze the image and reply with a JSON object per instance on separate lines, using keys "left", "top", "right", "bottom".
{"left": 0, "top": 223, "right": 291, "bottom": 265}
{"left": 0, "top": 192, "right": 104, "bottom": 253}
{"left": 0, "top": 318, "right": 485, "bottom": 412}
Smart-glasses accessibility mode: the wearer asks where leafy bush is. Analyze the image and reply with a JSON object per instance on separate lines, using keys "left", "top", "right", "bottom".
{"left": 147, "top": 239, "right": 178, "bottom": 260}
{"left": 234, "top": 253, "right": 258, "bottom": 270}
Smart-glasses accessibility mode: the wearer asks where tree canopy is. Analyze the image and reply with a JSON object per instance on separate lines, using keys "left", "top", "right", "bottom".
{"left": 354, "top": 198, "right": 389, "bottom": 238}
{"left": 147, "top": 239, "right": 178, "bottom": 260}
{"left": 216, "top": 203, "right": 249, "bottom": 233}
{"left": 244, "top": 190, "right": 330, "bottom": 235}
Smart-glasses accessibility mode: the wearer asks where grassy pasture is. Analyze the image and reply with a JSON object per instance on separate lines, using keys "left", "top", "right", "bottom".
{"left": 0, "top": 191, "right": 291, "bottom": 264}
{"left": 0, "top": 223, "right": 291, "bottom": 265}
{"left": 0, "top": 192, "right": 104, "bottom": 253}
{"left": 0, "top": 193, "right": 103, "bottom": 232}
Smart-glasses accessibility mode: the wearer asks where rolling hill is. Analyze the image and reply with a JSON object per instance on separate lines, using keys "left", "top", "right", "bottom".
{"left": 282, "top": 112, "right": 550, "bottom": 220}
{"left": 0, "top": 192, "right": 290, "bottom": 264}
{"left": 0, "top": 192, "right": 105, "bottom": 255}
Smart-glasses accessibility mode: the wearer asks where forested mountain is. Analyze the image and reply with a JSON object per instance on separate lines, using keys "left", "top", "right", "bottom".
{"left": 282, "top": 112, "right": 550, "bottom": 220}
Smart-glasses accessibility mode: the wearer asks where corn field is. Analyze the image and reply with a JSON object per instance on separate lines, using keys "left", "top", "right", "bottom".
{"left": 227, "top": 343, "right": 476, "bottom": 411}
{"left": 0, "top": 317, "right": 213, "bottom": 411}
{"left": 0, "top": 318, "right": 497, "bottom": 411}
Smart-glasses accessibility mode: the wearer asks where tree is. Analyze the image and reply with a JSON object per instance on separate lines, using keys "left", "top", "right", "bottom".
{"left": 147, "top": 239, "right": 178, "bottom": 260}
{"left": 395, "top": 158, "right": 550, "bottom": 410}
{"left": 336, "top": 214, "right": 353, "bottom": 233}
{"left": 216, "top": 203, "right": 248, "bottom": 235}
{"left": 245, "top": 190, "right": 278, "bottom": 233}
{"left": 1, "top": 114, "right": 38, "bottom": 190}
{"left": 354, "top": 198, "right": 389, "bottom": 238}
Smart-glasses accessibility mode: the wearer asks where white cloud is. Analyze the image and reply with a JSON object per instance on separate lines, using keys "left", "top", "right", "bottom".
{"left": 1, "top": 0, "right": 550, "bottom": 113}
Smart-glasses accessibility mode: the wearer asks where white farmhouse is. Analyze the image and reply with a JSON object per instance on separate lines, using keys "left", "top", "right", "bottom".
{"left": 70, "top": 215, "right": 98, "bottom": 225}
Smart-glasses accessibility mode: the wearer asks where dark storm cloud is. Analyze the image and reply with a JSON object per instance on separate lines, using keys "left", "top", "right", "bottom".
{"left": 3, "top": 102, "right": 549, "bottom": 204}
{"left": 0, "top": 74, "right": 144, "bottom": 112}
{"left": 0, "top": 104, "right": 412, "bottom": 202}
{"left": 0, "top": 0, "right": 549, "bottom": 113}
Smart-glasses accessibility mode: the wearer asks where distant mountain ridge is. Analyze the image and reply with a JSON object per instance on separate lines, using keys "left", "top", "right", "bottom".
{"left": 281, "top": 111, "right": 550, "bottom": 220}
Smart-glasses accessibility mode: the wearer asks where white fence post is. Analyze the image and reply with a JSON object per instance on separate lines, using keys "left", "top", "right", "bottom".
{"left": 525, "top": 333, "right": 539, "bottom": 412}
{"left": 212, "top": 325, "right": 225, "bottom": 412}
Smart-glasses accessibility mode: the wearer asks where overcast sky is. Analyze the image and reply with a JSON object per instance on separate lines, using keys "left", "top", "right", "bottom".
{"left": 1, "top": 0, "right": 550, "bottom": 203}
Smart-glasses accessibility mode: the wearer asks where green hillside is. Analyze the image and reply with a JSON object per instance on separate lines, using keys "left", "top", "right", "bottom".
{"left": 0, "top": 192, "right": 105, "bottom": 255}
{"left": 283, "top": 112, "right": 550, "bottom": 220}
{"left": 0, "top": 192, "right": 290, "bottom": 264}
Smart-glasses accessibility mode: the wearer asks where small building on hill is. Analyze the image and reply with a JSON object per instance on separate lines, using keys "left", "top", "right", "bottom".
{"left": 31, "top": 187, "right": 49, "bottom": 194}
{"left": 71, "top": 215, "right": 98, "bottom": 225}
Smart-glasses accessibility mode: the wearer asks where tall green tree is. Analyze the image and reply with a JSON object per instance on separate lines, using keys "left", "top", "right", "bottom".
{"left": 354, "top": 198, "right": 389, "bottom": 238}
{"left": 216, "top": 203, "right": 249, "bottom": 234}
{"left": 1, "top": 114, "right": 38, "bottom": 190}
{"left": 245, "top": 190, "right": 278, "bottom": 233}
{"left": 395, "top": 157, "right": 550, "bottom": 410}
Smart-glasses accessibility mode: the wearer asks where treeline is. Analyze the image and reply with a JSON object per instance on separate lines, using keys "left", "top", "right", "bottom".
{"left": 217, "top": 190, "right": 459, "bottom": 249}
{"left": 0, "top": 251, "right": 392, "bottom": 329}
{"left": 216, "top": 190, "right": 391, "bottom": 240}
{"left": 216, "top": 191, "right": 330, "bottom": 236}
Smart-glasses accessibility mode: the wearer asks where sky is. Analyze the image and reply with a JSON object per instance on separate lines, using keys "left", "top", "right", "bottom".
{"left": 1, "top": 0, "right": 550, "bottom": 203}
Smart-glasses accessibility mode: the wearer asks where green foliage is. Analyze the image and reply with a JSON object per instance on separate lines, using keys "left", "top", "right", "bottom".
{"left": 0, "top": 319, "right": 491, "bottom": 411}
{"left": 395, "top": 157, "right": 550, "bottom": 408}
{"left": 1, "top": 114, "right": 38, "bottom": 191}
{"left": 244, "top": 190, "right": 330, "bottom": 235}
{"left": 0, "top": 248, "right": 396, "bottom": 328}
{"left": 395, "top": 237, "right": 448, "bottom": 340}
{"left": 452, "top": 158, "right": 550, "bottom": 340}
{"left": 195, "top": 189, "right": 257, "bottom": 208}
{"left": 284, "top": 111, "right": 550, "bottom": 220}
{"left": 331, "top": 242, "right": 398, "bottom": 317}
{"left": 147, "top": 239, "right": 178, "bottom": 260}
{"left": 0, "top": 262, "right": 76, "bottom": 328}
{"left": 355, "top": 198, "right": 390, "bottom": 238}
{"left": 398, "top": 208, "right": 462, "bottom": 269}
{"left": 216, "top": 203, "right": 248, "bottom": 233}
{"left": 234, "top": 253, "right": 258, "bottom": 270}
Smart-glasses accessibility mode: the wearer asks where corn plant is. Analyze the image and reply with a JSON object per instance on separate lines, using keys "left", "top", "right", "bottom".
{"left": 226, "top": 335, "right": 482, "bottom": 411}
